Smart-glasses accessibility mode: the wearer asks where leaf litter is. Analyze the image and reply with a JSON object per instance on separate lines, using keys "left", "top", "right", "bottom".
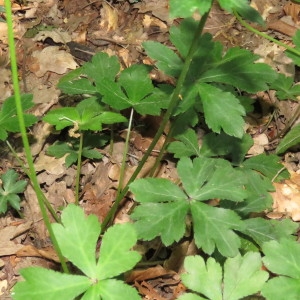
{"left": 0, "top": 0, "right": 300, "bottom": 299}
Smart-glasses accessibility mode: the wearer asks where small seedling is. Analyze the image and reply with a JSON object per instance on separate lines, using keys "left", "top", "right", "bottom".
{"left": 0, "top": 169, "right": 27, "bottom": 213}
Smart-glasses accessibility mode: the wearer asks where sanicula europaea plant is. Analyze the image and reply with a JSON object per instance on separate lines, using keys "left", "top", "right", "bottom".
{"left": 0, "top": 0, "right": 299, "bottom": 299}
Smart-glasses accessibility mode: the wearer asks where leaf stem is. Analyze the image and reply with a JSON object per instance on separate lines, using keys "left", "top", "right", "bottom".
{"left": 101, "top": 10, "right": 211, "bottom": 231}
{"left": 234, "top": 11, "right": 300, "bottom": 57}
{"left": 4, "top": 0, "right": 68, "bottom": 273}
{"left": 118, "top": 108, "right": 134, "bottom": 193}
{"left": 75, "top": 131, "right": 84, "bottom": 205}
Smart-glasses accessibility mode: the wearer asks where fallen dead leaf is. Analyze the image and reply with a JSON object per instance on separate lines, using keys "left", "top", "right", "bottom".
{"left": 270, "top": 172, "right": 300, "bottom": 221}
{"left": 28, "top": 46, "right": 78, "bottom": 77}
{"left": 0, "top": 222, "right": 31, "bottom": 256}
{"left": 16, "top": 244, "right": 60, "bottom": 262}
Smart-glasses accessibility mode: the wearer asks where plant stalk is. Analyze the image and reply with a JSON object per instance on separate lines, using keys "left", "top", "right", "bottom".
{"left": 101, "top": 9, "right": 211, "bottom": 231}
{"left": 75, "top": 131, "right": 84, "bottom": 205}
{"left": 235, "top": 12, "right": 300, "bottom": 57}
{"left": 4, "top": 0, "right": 68, "bottom": 273}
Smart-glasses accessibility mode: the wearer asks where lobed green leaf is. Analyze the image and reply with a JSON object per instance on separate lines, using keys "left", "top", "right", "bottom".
{"left": 12, "top": 267, "right": 91, "bottom": 300}
{"left": 191, "top": 202, "right": 244, "bottom": 257}
{"left": 276, "top": 124, "right": 300, "bottom": 154}
{"left": 198, "top": 83, "right": 245, "bottom": 138}
{"left": 52, "top": 204, "right": 101, "bottom": 278}
{"left": 96, "top": 223, "right": 141, "bottom": 280}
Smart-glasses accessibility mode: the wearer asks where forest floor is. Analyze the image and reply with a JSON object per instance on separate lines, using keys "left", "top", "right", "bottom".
{"left": 0, "top": 0, "right": 300, "bottom": 299}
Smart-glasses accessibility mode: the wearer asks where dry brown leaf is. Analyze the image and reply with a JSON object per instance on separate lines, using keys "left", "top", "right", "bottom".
{"left": 134, "top": 0, "right": 171, "bottom": 24}
{"left": 16, "top": 245, "right": 60, "bottom": 262}
{"left": 33, "top": 29, "right": 72, "bottom": 44}
{"left": 248, "top": 133, "right": 269, "bottom": 156}
{"left": 28, "top": 46, "right": 78, "bottom": 77}
{"left": 0, "top": 222, "right": 31, "bottom": 256}
{"left": 34, "top": 152, "right": 66, "bottom": 175}
{"left": 126, "top": 265, "right": 174, "bottom": 283}
{"left": 270, "top": 174, "right": 300, "bottom": 221}
{"left": 284, "top": 1, "right": 300, "bottom": 24}
{"left": 100, "top": 2, "right": 119, "bottom": 32}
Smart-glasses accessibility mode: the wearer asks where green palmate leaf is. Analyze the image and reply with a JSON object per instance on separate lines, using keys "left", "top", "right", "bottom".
{"left": 58, "top": 78, "right": 97, "bottom": 95}
{"left": 118, "top": 64, "right": 153, "bottom": 102}
{"left": 218, "top": 0, "right": 264, "bottom": 25}
{"left": 198, "top": 83, "right": 245, "bottom": 138}
{"left": 170, "top": 18, "right": 202, "bottom": 58}
{"left": 223, "top": 169, "right": 274, "bottom": 215}
{"left": 52, "top": 204, "right": 101, "bottom": 278}
{"left": 276, "top": 124, "right": 300, "bottom": 154}
{"left": 242, "top": 153, "right": 289, "bottom": 181}
{"left": 130, "top": 157, "right": 247, "bottom": 254}
{"left": 0, "top": 170, "right": 27, "bottom": 213}
{"left": 241, "top": 218, "right": 298, "bottom": 246}
{"left": 48, "top": 142, "right": 102, "bottom": 168}
{"left": 98, "top": 64, "right": 168, "bottom": 115}
{"left": 169, "top": 0, "right": 213, "bottom": 18}
{"left": 223, "top": 252, "right": 268, "bottom": 299}
{"left": 168, "top": 128, "right": 201, "bottom": 158}
{"left": 143, "top": 41, "right": 183, "bottom": 77}
{"left": 12, "top": 268, "right": 91, "bottom": 300}
{"left": 262, "top": 277, "right": 300, "bottom": 300}
{"left": 191, "top": 202, "right": 244, "bottom": 256}
{"left": 178, "top": 157, "right": 247, "bottom": 202}
{"left": 82, "top": 148, "right": 102, "bottom": 160}
{"left": 200, "top": 47, "right": 277, "bottom": 92}
{"left": 84, "top": 51, "right": 120, "bottom": 84}
{"left": 96, "top": 223, "right": 141, "bottom": 280}
{"left": 130, "top": 178, "right": 187, "bottom": 203}
{"left": 43, "top": 97, "right": 127, "bottom": 131}
{"left": 96, "top": 279, "right": 141, "bottom": 300}
{"left": 47, "top": 137, "right": 104, "bottom": 167}
{"left": 200, "top": 132, "right": 253, "bottom": 165}
{"left": 46, "top": 142, "right": 73, "bottom": 158}
{"left": 262, "top": 239, "right": 300, "bottom": 299}
{"left": 14, "top": 206, "right": 141, "bottom": 299}
{"left": 286, "top": 30, "right": 300, "bottom": 66}
{"left": 180, "top": 253, "right": 267, "bottom": 300}
{"left": 181, "top": 256, "right": 222, "bottom": 300}
{"left": 58, "top": 66, "right": 87, "bottom": 84}
{"left": 234, "top": 6, "right": 264, "bottom": 26}
{"left": 262, "top": 239, "right": 300, "bottom": 278}
{"left": 270, "top": 73, "right": 300, "bottom": 100}
{"left": 130, "top": 178, "right": 189, "bottom": 244}
{"left": 43, "top": 107, "right": 80, "bottom": 130}
{"left": 0, "top": 94, "right": 37, "bottom": 140}
{"left": 131, "top": 201, "right": 189, "bottom": 245}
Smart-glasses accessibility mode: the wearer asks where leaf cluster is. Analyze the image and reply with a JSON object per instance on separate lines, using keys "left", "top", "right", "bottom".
{"left": 9, "top": 0, "right": 300, "bottom": 299}
{"left": 12, "top": 205, "right": 141, "bottom": 300}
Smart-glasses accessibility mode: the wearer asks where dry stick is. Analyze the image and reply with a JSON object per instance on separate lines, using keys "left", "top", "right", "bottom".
{"left": 101, "top": 10, "right": 211, "bottom": 232}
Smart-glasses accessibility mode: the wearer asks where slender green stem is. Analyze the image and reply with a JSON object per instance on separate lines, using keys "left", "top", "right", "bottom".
{"left": 234, "top": 11, "right": 300, "bottom": 57}
{"left": 75, "top": 131, "right": 84, "bottom": 205}
{"left": 118, "top": 108, "right": 134, "bottom": 194}
{"left": 101, "top": 10, "right": 211, "bottom": 232}
{"left": 148, "top": 126, "right": 174, "bottom": 177}
{"left": 4, "top": 0, "right": 68, "bottom": 273}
